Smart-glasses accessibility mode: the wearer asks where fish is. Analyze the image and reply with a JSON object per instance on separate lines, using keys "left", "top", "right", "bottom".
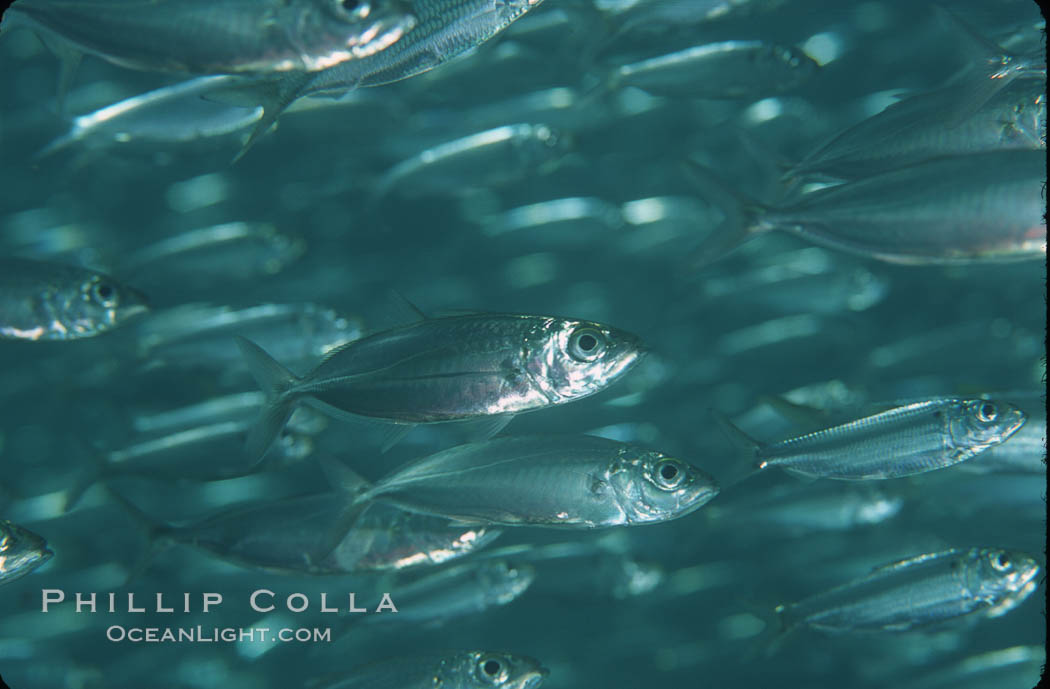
{"left": 1, "top": 0, "right": 416, "bottom": 77}
{"left": 685, "top": 150, "right": 1047, "bottom": 265}
{"left": 236, "top": 311, "right": 646, "bottom": 458}
{"left": 374, "top": 123, "right": 569, "bottom": 199}
{"left": 612, "top": 40, "right": 819, "bottom": 100}
{"left": 896, "top": 645, "right": 1046, "bottom": 689}
{"left": 310, "top": 650, "right": 548, "bottom": 689}
{"left": 120, "top": 222, "right": 306, "bottom": 287}
{"left": 323, "top": 434, "right": 719, "bottom": 528}
{"left": 35, "top": 75, "right": 265, "bottom": 158}
{"left": 106, "top": 488, "right": 500, "bottom": 576}
{"left": 776, "top": 547, "right": 1042, "bottom": 634}
{"left": 716, "top": 397, "right": 1027, "bottom": 481}
{"left": 216, "top": 0, "right": 548, "bottom": 157}
{"left": 0, "top": 520, "right": 53, "bottom": 584}
{"left": 360, "top": 559, "right": 535, "bottom": 626}
{"left": 0, "top": 257, "right": 149, "bottom": 341}
{"left": 136, "top": 302, "right": 363, "bottom": 375}
{"left": 787, "top": 78, "right": 1046, "bottom": 182}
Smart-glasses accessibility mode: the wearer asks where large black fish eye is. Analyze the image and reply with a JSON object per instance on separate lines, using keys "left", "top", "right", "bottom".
{"left": 92, "top": 281, "right": 119, "bottom": 307}
{"left": 337, "top": 0, "right": 368, "bottom": 17}
{"left": 977, "top": 402, "right": 998, "bottom": 423}
{"left": 568, "top": 327, "right": 606, "bottom": 362}
{"left": 654, "top": 459, "right": 685, "bottom": 489}
{"left": 477, "top": 656, "right": 504, "bottom": 683}
{"left": 992, "top": 552, "right": 1012, "bottom": 571}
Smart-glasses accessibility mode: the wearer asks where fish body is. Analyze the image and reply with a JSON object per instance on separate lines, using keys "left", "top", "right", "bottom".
{"left": 363, "top": 560, "right": 534, "bottom": 625}
{"left": 308, "top": 0, "right": 546, "bottom": 92}
{"left": 0, "top": 520, "right": 53, "bottom": 584}
{"left": 124, "top": 493, "right": 498, "bottom": 575}
{"left": 790, "top": 79, "right": 1046, "bottom": 181}
{"left": 313, "top": 650, "right": 548, "bottom": 689}
{"left": 237, "top": 312, "right": 645, "bottom": 458}
{"left": 614, "top": 40, "right": 819, "bottom": 99}
{"left": 778, "top": 547, "right": 1041, "bottom": 633}
{"left": 356, "top": 435, "right": 719, "bottom": 528}
{"left": 726, "top": 398, "right": 1026, "bottom": 480}
{"left": 0, "top": 257, "right": 148, "bottom": 340}
{"left": 375, "top": 123, "right": 567, "bottom": 198}
{"left": 688, "top": 150, "right": 1047, "bottom": 264}
{"left": 3, "top": 0, "right": 416, "bottom": 74}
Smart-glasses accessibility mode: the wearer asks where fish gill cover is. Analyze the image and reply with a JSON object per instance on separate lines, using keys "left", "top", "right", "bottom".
{"left": 0, "top": 0, "right": 1045, "bottom": 688}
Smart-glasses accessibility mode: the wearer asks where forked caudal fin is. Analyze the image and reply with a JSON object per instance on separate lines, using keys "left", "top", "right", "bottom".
{"left": 681, "top": 159, "right": 770, "bottom": 267}
{"left": 235, "top": 335, "right": 300, "bottom": 461}
{"left": 708, "top": 408, "right": 766, "bottom": 489}
{"left": 101, "top": 483, "right": 176, "bottom": 585}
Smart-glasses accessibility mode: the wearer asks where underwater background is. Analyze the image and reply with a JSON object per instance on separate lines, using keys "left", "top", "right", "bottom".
{"left": 0, "top": 0, "right": 1045, "bottom": 687}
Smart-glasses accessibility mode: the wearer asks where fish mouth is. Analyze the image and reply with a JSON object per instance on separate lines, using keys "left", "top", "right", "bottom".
{"left": 515, "top": 669, "right": 549, "bottom": 689}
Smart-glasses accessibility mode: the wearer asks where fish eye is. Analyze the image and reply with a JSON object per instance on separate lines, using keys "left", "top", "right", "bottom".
{"left": 976, "top": 402, "right": 998, "bottom": 423}
{"left": 567, "top": 327, "right": 607, "bottom": 362}
{"left": 336, "top": 0, "right": 368, "bottom": 18}
{"left": 91, "top": 281, "right": 119, "bottom": 308}
{"left": 991, "top": 552, "right": 1012, "bottom": 572}
{"left": 476, "top": 656, "right": 505, "bottom": 683}
{"left": 654, "top": 459, "right": 686, "bottom": 489}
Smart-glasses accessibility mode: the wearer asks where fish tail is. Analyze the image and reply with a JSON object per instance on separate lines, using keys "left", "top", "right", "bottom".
{"left": 222, "top": 72, "right": 316, "bottom": 163}
{"left": 933, "top": 5, "right": 1017, "bottom": 126}
{"left": 235, "top": 335, "right": 300, "bottom": 461}
{"left": 102, "top": 484, "right": 175, "bottom": 585}
{"left": 312, "top": 455, "right": 375, "bottom": 565}
{"left": 681, "top": 159, "right": 769, "bottom": 266}
{"left": 709, "top": 408, "right": 765, "bottom": 487}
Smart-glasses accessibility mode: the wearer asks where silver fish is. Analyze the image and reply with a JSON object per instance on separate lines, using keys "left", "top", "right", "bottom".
{"left": 312, "top": 650, "right": 548, "bottom": 689}
{"left": 236, "top": 311, "right": 645, "bottom": 458}
{"left": 719, "top": 398, "right": 1026, "bottom": 480}
{"left": 788, "top": 78, "right": 1046, "bottom": 182}
{"left": 2, "top": 0, "right": 416, "bottom": 75}
{"left": 109, "top": 490, "right": 499, "bottom": 575}
{"left": 613, "top": 40, "right": 819, "bottom": 100}
{"left": 374, "top": 123, "right": 568, "bottom": 199}
{"left": 221, "top": 0, "right": 547, "bottom": 157}
{"left": 362, "top": 560, "right": 534, "bottom": 626}
{"left": 0, "top": 520, "right": 53, "bottom": 584}
{"left": 340, "top": 434, "right": 719, "bottom": 528}
{"left": 777, "top": 547, "right": 1041, "bottom": 633}
{"left": 687, "top": 150, "right": 1047, "bottom": 265}
{"left": 0, "top": 257, "right": 149, "bottom": 340}
{"left": 897, "top": 645, "right": 1046, "bottom": 689}
{"left": 137, "top": 302, "right": 363, "bottom": 375}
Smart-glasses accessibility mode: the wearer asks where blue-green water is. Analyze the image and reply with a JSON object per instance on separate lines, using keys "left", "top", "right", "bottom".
{"left": 0, "top": 1, "right": 1045, "bottom": 687}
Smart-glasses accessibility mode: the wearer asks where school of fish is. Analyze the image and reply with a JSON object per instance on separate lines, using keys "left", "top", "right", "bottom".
{"left": 0, "top": 0, "right": 1044, "bottom": 687}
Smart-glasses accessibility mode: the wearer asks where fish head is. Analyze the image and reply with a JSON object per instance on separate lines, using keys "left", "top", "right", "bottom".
{"left": 529, "top": 318, "right": 646, "bottom": 403}
{"left": 608, "top": 448, "right": 720, "bottom": 524}
{"left": 949, "top": 399, "right": 1027, "bottom": 454}
{"left": 452, "top": 650, "right": 549, "bottom": 689}
{"left": 68, "top": 271, "right": 150, "bottom": 337}
{"left": 477, "top": 560, "right": 536, "bottom": 605}
{"left": 757, "top": 43, "right": 820, "bottom": 92}
{"left": 970, "top": 548, "right": 1041, "bottom": 616}
{"left": 0, "top": 520, "right": 53, "bottom": 583}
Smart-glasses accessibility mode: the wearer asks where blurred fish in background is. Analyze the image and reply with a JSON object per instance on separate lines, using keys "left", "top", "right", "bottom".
{"left": 0, "top": 0, "right": 1044, "bottom": 688}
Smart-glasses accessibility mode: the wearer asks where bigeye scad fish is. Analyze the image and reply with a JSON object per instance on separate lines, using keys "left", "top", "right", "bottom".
{"left": 686, "top": 150, "right": 1047, "bottom": 265}
{"left": 0, "top": 520, "right": 53, "bottom": 584}
{"left": 106, "top": 489, "right": 500, "bottom": 576}
{"left": 776, "top": 547, "right": 1041, "bottom": 633}
{"left": 0, "top": 257, "right": 149, "bottom": 341}
{"left": 612, "top": 40, "right": 819, "bottom": 100}
{"left": 322, "top": 434, "right": 719, "bottom": 529}
{"left": 717, "top": 397, "right": 1026, "bottom": 481}
{"left": 1, "top": 0, "right": 416, "bottom": 79}
{"left": 236, "top": 311, "right": 645, "bottom": 458}
{"left": 311, "top": 650, "right": 548, "bottom": 689}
